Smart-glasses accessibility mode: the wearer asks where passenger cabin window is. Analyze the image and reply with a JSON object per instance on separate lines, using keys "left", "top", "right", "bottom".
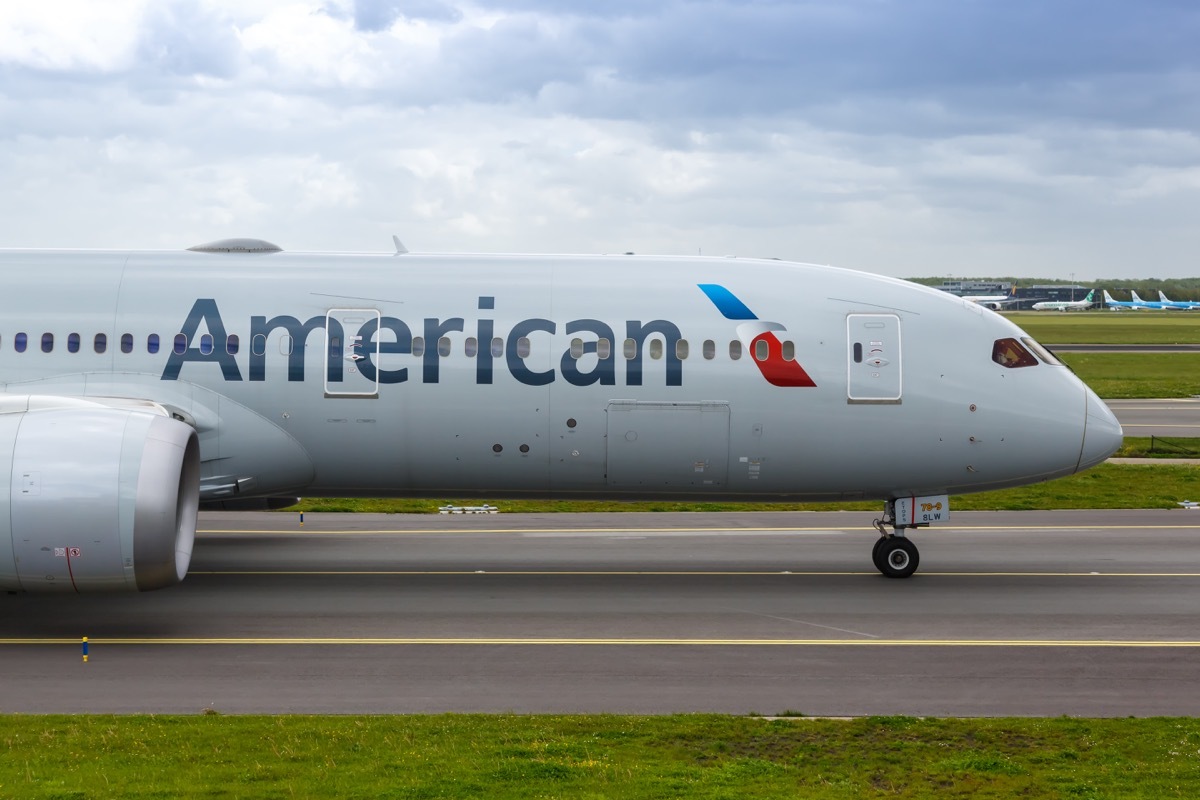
{"left": 411, "top": 337, "right": 425, "bottom": 357}
{"left": 120, "top": 333, "right": 133, "bottom": 354}
{"left": 702, "top": 339, "right": 716, "bottom": 360}
{"left": 596, "top": 338, "right": 611, "bottom": 360}
{"left": 15, "top": 332, "right": 27, "bottom": 353}
{"left": 67, "top": 333, "right": 80, "bottom": 353}
{"left": 41, "top": 333, "right": 53, "bottom": 353}
{"left": 227, "top": 334, "right": 240, "bottom": 355}
{"left": 174, "top": 334, "right": 187, "bottom": 354}
{"left": 992, "top": 338, "right": 1039, "bottom": 369}
{"left": 437, "top": 337, "right": 451, "bottom": 357}
{"left": 754, "top": 339, "right": 769, "bottom": 362}
{"left": 490, "top": 337, "right": 503, "bottom": 357}
{"left": 569, "top": 338, "right": 584, "bottom": 359}
{"left": 279, "top": 334, "right": 292, "bottom": 356}
{"left": 729, "top": 340, "right": 742, "bottom": 360}
{"left": 94, "top": 333, "right": 107, "bottom": 354}
{"left": 251, "top": 334, "right": 266, "bottom": 357}
{"left": 200, "top": 334, "right": 214, "bottom": 355}
{"left": 623, "top": 338, "right": 636, "bottom": 359}
{"left": 464, "top": 337, "right": 478, "bottom": 358}
{"left": 147, "top": 334, "right": 160, "bottom": 354}
{"left": 648, "top": 339, "right": 663, "bottom": 360}
{"left": 782, "top": 341, "right": 795, "bottom": 361}
{"left": 516, "top": 337, "right": 531, "bottom": 358}
{"left": 676, "top": 340, "right": 689, "bottom": 360}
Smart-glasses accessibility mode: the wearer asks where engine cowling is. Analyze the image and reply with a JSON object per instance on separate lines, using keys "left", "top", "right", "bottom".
{"left": 0, "top": 397, "right": 200, "bottom": 592}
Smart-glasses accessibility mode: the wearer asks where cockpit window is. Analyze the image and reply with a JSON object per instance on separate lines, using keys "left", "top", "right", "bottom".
{"left": 992, "top": 338, "right": 1039, "bottom": 369}
{"left": 1021, "top": 337, "right": 1062, "bottom": 366}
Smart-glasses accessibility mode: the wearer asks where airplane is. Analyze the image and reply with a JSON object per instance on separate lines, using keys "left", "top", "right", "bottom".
{"left": 0, "top": 239, "right": 1122, "bottom": 590}
{"left": 1101, "top": 290, "right": 1144, "bottom": 311}
{"left": 960, "top": 287, "right": 1020, "bottom": 310}
{"left": 1157, "top": 291, "right": 1200, "bottom": 310}
{"left": 1032, "top": 289, "right": 1095, "bottom": 312}
{"left": 1129, "top": 290, "right": 1180, "bottom": 310}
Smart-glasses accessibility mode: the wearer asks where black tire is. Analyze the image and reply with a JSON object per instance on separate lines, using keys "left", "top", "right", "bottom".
{"left": 878, "top": 537, "right": 919, "bottom": 579}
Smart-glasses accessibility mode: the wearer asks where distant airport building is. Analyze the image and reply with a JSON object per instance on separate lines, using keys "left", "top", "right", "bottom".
{"left": 937, "top": 280, "right": 1013, "bottom": 297}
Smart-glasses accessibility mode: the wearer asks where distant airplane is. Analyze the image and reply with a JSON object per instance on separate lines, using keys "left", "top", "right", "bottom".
{"left": 1157, "top": 291, "right": 1200, "bottom": 310}
{"left": 1102, "top": 290, "right": 1143, "bottom": 311}
{"left": 1129, "top": 290, "right": 1182, "bottom": 310}
{"left": 1032, "top": 289, "right": 1095, "bottom": 312}
{"left": 961, "top": 287, "right": 1020, "bottom": 310}
{"left": 0, "top": 240, "right": 1122, "bottom": 588}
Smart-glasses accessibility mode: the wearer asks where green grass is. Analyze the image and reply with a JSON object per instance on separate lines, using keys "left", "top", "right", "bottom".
{"left": 1118, "top": 436, "right": 1200, "bottom": 458}
{"left": 2, "top": 715, "right": 1198, "bottom": 798}
{"left": 1006, "top": 311, "right": 1200, "bottom": 344}
{"left": 289, "top": 462, "right": 1200, "bottom": 514}
{"left": 1058, "top": 353, "right": 1200, "bottom": 398}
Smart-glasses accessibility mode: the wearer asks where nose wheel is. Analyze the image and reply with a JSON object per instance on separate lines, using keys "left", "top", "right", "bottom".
{"left": 872, "top": 502, "right": 921, "bottom": 578}
{"left": 873, "top": 535, "right": 919, "bottom": 578}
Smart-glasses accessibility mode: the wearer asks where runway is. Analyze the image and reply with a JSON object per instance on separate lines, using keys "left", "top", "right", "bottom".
{"left": 3, "top": 509, "right": 1200, "bottom": 716}
{"left": 1108, "top": 398, "right": 1200, "bottom": 438}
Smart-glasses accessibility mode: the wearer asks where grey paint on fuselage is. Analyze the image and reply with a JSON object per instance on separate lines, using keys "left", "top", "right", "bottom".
{"left": 0, "top": 249, "right": 1120, "bottom": 502}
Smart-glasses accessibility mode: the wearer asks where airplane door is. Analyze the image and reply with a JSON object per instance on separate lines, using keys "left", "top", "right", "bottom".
{"left": 325, "top": 309, "right": 381, "bottom": 398}
{"left": 847, "top": 314, "right": 901, "bottom": 404}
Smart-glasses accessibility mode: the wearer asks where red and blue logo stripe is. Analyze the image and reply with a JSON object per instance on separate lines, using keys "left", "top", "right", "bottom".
{"left": 698, "top": 284, "right": 816, "bottom": 387}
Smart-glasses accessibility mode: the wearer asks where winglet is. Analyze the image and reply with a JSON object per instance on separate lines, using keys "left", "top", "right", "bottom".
{"left": 392, "top": 235, "right": 408, "bottom": 255}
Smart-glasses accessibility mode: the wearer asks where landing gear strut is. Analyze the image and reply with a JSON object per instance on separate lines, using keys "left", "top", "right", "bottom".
{"left": 871, "top": 500, "right": 921, "bottom": 579}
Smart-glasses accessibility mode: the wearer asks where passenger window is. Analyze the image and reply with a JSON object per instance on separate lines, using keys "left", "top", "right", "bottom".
{"left": 516, "top": 337, "right": 531, "bottom": 358}
{"left": 147, "top": 334, "right": 160, "bottom": 354}
{"left": 41, "top": 333, "right": 53, "bottom": 353}
{"left": 754, "top": 339, "right": 769, "bottom": 362}
{"left": 623, "top": 338, "right": 636, "bottom": 359}
{"left": 15, "top": 332, "right": 27, "bottom": 353}
{"left": 703, "top": 339, "right": 716, "bottom": 360}
{"left": 490, "top": 337, "right": 503, "bottom": 357}
{"left": 729, "top": 340, "right": 742, "bottom": 361}
{"left": 464, "top": 337, "right": 478, "bottom": 357}
{"left": 94, "top": 333, "right": 107, "bottom": 354}
{"left": 411, "top": 337, "right": 425, "bottom": 357}
{"left": 570, "top": 338, "right": 584, "bottom": 359}
{"left": 676, "top": 340, "right": 688, "bottom": 360}
{"left": 992, "top": 338, "right": 1039, "bottom": 369}
{"left": 649, "top": 339, "right": 663, "bottom": 360}
{"left": 68, "top": 333, "right": 80, "bottom": 353}
{"left": 120, "top": 333, "right": 133, "bottom": 354}
{"left": 251, "top": 334, "right": 266, "bottom": 357}
{"left": 200, "top": 334, "right": 214, "bottom": 355}
{"left": 782, "top": 341, "right": 795, "bottom": 361}
{"left": 279, "top": 334, "right": 292, "bottom": 356}
{"left": 174, "top": 334, "right": 187, "bottom": 354}
{"left": 597, "top": 338, "right": 611, "bottom": 360}
{"left": 227, "top": 334, "right": 240, "bottom": 355}
{"left": 437, "top": 337, "right": 451, "bottom": 357}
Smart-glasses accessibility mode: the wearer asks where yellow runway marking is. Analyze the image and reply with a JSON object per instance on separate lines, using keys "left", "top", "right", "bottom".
{"left": 188, "top": 570, "right": 1200, "bottom": 577}
{"left": 2, "top": 638, "right": 1199, "bottom": 647}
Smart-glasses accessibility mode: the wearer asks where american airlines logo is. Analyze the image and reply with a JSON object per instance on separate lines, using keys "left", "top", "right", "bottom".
{"left": 160, "top": 286, "right": 815, "bottom": 388}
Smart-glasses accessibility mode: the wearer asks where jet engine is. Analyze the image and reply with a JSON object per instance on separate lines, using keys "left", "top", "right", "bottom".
{"left": 0, "top": 397, "right": 200, "bottom": 592}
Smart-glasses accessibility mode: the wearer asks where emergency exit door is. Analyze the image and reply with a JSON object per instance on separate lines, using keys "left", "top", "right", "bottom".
{"left": 847, "top": 314, "right": 901, "bottom": 404}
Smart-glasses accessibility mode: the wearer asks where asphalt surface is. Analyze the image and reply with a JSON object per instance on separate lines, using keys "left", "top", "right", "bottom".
{"left": 3, "top": 509, "right": 1200, "bottom": 716}
{"left": 1108, "top": 398, "right": 1200, "bottom": 439}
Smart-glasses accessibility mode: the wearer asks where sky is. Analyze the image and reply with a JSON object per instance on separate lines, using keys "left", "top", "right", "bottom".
{"left": 1, "top": 0, "right": 1198, "bottom": 279}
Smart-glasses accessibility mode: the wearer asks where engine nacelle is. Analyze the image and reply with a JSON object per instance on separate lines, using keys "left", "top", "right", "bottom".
{"left": 0, "top": 397, "right": 200, "bottom": 592}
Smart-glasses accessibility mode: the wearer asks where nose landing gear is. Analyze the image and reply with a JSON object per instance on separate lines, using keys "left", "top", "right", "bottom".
{"left": 872, "top": 503, "right": 921, "bottom": 578}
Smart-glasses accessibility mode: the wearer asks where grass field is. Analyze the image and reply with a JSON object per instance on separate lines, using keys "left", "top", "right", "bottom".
{"left": 1006, "top": 311, "right": 1200, "bottom": 344}
{"left": 1058, "top": 352, "right": 1200, "bottom": 398}
{"left": 4, "top": 715, "right": 1199, "bottom": 799}
{"left": 290, "top": 462, "right": 1200, "bottom": 513}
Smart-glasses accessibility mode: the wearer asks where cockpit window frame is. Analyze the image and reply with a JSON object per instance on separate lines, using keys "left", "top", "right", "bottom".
{"left": 992, "top": 338, "right": 1040, "bottom": 369}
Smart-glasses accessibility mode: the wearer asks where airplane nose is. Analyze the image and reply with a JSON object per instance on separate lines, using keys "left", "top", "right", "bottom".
{"left": 1077, "top": 388, "right": 1123, "bottom": 471}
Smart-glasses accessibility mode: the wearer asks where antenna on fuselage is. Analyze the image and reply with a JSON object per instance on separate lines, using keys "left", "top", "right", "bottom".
{"left": 392, "top": 235, "right": 408, "bottom": 255}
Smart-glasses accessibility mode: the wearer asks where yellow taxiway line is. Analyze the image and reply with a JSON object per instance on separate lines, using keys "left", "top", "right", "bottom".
{"left": 188, "top": 570, "right": 1200, "bottom": 577}
{"left": 2, "top": 638, "right": 1200, "bottom": 647}
{"left": 196, "top": 524, "right": 1200, "bottom": 535}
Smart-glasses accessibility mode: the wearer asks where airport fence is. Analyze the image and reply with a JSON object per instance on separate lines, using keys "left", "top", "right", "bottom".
{"left": 1149, "top": 436, "right": 1200, "bottom": 456}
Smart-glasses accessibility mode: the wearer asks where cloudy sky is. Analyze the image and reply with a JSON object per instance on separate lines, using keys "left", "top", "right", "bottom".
{"left": 1, "top": 1, "right": 1198, "bottom": 279}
